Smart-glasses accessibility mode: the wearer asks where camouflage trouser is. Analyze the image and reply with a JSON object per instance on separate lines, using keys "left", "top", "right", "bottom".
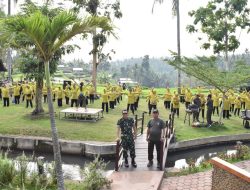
{"left": 121, "top": 136, "right": 136, "bottom": 159}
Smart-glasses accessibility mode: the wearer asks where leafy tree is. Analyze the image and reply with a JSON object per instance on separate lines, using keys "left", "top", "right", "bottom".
{"left": 167, "top": 52, "right": 250, "bottom": 122}
{"left": 186, "top": 0, "right": 250, "bottom": 71}
{"left": 142, "top": 55, "right": 150, "bottom": 71}
{"left": 0, "top": 9, "right": 112, "bottom": 189}
{"left": 71, "top": 0, "right": 122, "bottom": 91}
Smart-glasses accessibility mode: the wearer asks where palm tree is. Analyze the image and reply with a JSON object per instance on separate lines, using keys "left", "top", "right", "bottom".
{"left": 153, "top": 0, "right": 181, "bottom": 93}
{"left": 0, "top": 10, "right": 112, "bottom": 189}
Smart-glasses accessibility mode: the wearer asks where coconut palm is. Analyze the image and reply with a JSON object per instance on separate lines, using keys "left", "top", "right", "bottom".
{"left": 0, "top": 10, "right": 112, "bottom": 189}
{"left": 153, "top": 0, "right": 181, "bottom": 93}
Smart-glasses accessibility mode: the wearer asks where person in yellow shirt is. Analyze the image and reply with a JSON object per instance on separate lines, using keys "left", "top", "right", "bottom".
{"left": 100, "top": 89, "right": 109, "bottom": 113}
{"left": 2, "top": 85, "right": 10, "bottom": 107}
{"left": 88, "top": 84, "right": 95, "bottom": 104}
{"left": 25, "top": 85, "right": 33, "bottom": 108}
{"left": 56, "top": 86, "right": 63, "bottom": 107}
{"left": 134, "top": 85, "right": 141, "bottom": 110}
{"left": 13, "top": 83, "right": 21, "bottom": 104}
{"left": 185, "top": 89, "right": 192, "bottom": 109}
{"left": 234, "top": 96, "right": 241, "bottom": 116}
{"left": 162, "top": 88, "right": 172, "bottom": 110}
{"left": 180, "top": 86, "right": 186, "bottom": 103}
{"left": 240, "top": 91, "right": 247, "bottom": 109}
{"left": 109, "top": 88, "right": 116, "bottom": 110}
{"left": 71, "top": 84, "right": 79, "bottom": 107}
{"left": 228, "top": 93, "right": 236, "bottom": 113}
{"left": 126, "top": 88, "right": 135, "bottom": 114}
{"left": 172, "top": 94, "right": 180, "bottom": 118}
{"left": 146, "top": 90, "right": 159, "bottom": 115}
{"left": 212, "top": 94, "right": 219, "bottom": 116}
{"left": 223, "top": 96, "right": 230, "bottom": 119}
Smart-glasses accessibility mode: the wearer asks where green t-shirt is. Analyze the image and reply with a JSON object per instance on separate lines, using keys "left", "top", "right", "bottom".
{"left": 147, "top": 118, "right": 165, "bottom": 141}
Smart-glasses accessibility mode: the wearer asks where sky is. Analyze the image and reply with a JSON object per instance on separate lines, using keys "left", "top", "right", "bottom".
{"left": 1, "top": 0, "right": 250, "bottom": 62}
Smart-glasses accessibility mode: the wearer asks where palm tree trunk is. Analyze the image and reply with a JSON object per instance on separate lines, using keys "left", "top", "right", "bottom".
{"left": 92, "top": 28, "right": 97, "bottom": 93}
{"left": 32, "top": 76, "right": 44, "bottom": 115}
{"left": 44, "top": 61, "right": 64, "bottom": 190}
{"left": 176, "top": 0, "right": 181, "bottom": 94}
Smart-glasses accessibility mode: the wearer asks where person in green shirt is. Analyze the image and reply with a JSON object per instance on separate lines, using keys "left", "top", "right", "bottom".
{"left": 116, "top": 110, "right": 137, "bottom": 168}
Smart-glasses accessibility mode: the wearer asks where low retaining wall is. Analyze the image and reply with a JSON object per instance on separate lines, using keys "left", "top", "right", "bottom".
{"left": 0, "top": 135, "right": 116, "bottom": 158}
{"left": 210, "top": 157, "right": 250, "bottom": 190}
{"left": 169, "top": 133, "right": 250, "bottom": 152}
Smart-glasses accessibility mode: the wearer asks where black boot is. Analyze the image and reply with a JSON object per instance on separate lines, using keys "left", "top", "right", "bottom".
{"left": 124, "top": 158, "right": 129, "bottom": 168}
{"left": 131, "top": 158, "right": 137, "bottom": 168}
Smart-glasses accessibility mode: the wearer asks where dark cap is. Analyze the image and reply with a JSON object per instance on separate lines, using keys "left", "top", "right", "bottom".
{"left": 122, "top": 110, "right": 128, "bottom": 114}
{"left": 152, "top": 109, "right": 159, "bottom": 113}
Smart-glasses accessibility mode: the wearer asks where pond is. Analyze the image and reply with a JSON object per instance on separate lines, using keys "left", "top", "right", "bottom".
{"left": 166, "top": 141, "right": 250, "bottom": 169}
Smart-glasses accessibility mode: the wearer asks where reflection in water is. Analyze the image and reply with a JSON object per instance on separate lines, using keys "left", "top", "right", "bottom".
{"left": 2, "top": 149, "right": 115, "bottom": 181}
{"left": 166, "top": 142, "right": 249, "bottom": 169}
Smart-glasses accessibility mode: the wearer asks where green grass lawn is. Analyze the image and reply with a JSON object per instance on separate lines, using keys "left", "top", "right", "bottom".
{"left": 0, "top": 88, "right": 249, "bottom": 142}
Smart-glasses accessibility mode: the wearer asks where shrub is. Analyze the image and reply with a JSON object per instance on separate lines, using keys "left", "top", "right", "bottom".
{"left": 81, "top": 157, "right": 112, "bottom": 190}
{"left": 0, "top": 152, "right": 16, "bottom": 186}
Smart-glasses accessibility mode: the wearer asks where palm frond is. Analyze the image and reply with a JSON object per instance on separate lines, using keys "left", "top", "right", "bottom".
{"left": 152, "top": 0, "right": 178, "bottom": 16}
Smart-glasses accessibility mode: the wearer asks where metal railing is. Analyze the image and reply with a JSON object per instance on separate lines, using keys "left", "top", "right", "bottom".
{"left": 114, "top": 112, "right": 146, "bottom": 171}
{"left": 159, "top": 112, "right": 175, "bottom": 170}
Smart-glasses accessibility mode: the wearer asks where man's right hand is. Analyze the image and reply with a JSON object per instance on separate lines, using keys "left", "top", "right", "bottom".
{"left": 116, "top": 138, "right": 120, "bottom": 142}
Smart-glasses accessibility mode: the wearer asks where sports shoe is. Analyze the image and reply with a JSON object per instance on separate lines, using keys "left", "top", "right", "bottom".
{"left": 147, "top": 160, "right": 153, "bottom": 167}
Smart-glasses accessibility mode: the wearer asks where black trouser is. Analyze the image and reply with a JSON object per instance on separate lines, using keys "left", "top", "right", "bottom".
{"left": 134, "top": 97, "right": 139, "bottom": 110}
{"left": 193, "top": 111, "right": 200, "bottom": 122}
{"left": 230, "top": 104, "right": 234, "bottom": 112}
{"left": 148, "top": 104, "right": 157, "bottom": 114}
{"left": 241, "top": 102, "right": 245, "bottom": 109}
{"left": 89, "top": 94, "right": 94, "bottom": 104}
{"left": 71, "top": 99, "right": 77, "bottom": 107}
{"left": 201, "top": 109, "right": 205, "bottom": 119}
{"left": 53, "top": 94, "right": 55, "bottom": 102}
{"left": 207, "top": 109, "right": 213, "bottom": 125}
{"left": 185, "top": 102, "right": 190, "bottom": 109}
{"left": 110, "top": 101, "right": 115, "bottom": 109}
{"left": 102, "top": 102, "right": 108, "bottom": 113}
{"left": 117, "top": 97, "right": 120, "bottom": 104}
{"left": 43, "top": 95, "right": 47, "bottom": 103}
{"left": 22, "top": 95, "right": 25, "bottom": 102}
{"left": 164, "top": 101, "right": 171, "bottom": 109}
{"left": 127, "top": 104, "right": 134, "bottom": 114}
{"left": 223, "top": 110, "right": 229, "bottom": 119}
{"left": 65, "top": 96, "right": 69, "bottom": 105}
{"left": 58, "top": 99, "right": 62, "bottom": 107}
{"left": 180, "top": 95, "right": 185, "bottom": 103}
{"left": 234, "top": 108, "right": 240, "bottom": 116}
{"left": 213, "top": 106, "right": 219, "bottom": 115}
{"left": 15, "top": 95, "right": 20, "bottom": 104}
{"left": 114, "top": 99, "right": 117, "bottom": 106}
{"left": 26, "top": 100, "right": 33, "bottom": 108}
{"left": 148, "top": 140, "right": 161, "bottom": 163}
{"left": 120, "top": 95, "right": 122, "bottom": 101}
{"left": 173, "top": 108, "right": 179, "bottom": 117}
{"left": 3, "top": 98, "right": 9, "bottom": 107}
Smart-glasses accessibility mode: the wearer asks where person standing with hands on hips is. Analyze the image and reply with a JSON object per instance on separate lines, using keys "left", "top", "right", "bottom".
{"left": 116, "top": 110, "right": 137, "bottom": 168}
{"left": 146, "top": 109, "right": 166, "bottom": 168}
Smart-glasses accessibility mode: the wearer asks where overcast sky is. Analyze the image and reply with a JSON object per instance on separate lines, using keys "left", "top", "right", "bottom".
{"left": 2, "top": 0, "right": 250, "bottom": 62}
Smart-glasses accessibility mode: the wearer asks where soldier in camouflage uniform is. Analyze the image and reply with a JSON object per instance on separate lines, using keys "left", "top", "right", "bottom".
{"left": 116, "top": 110, "right": 137, "bottom": 168}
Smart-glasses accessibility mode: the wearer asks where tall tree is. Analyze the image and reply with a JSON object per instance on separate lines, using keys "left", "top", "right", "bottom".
{"left": 72, "top": 0, "right": 122, "bottom": 91}
{"left": 0, "top": 10, "right": 112, "bottom": 189}
{"left": 153, "top": 0, "right": 181, "bottom": 93}
{"left": 186, "top": 0, "right": 250, "bottom": 71}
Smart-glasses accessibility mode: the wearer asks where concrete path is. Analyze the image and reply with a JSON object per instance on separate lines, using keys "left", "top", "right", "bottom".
{"left": 160, "top": 160, "right": 250, "bottom": 190}
{"left": 107, "top": 171, "right": 164, "bottom": 190}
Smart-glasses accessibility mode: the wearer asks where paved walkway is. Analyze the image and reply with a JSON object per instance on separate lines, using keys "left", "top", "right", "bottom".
{"left": 160, "top": 160, "right": 250, "bottom": 190}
